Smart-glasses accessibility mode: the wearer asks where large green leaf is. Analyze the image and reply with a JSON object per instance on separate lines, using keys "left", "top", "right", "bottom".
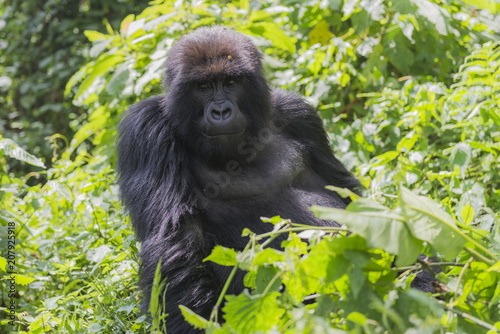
{"left": 312, "top": 198, "right": 422, "bottom": 266}
{"left": 0, "top": 138, "right": 45, "bottom": 168}
{"left": 204, "top": 245, "right": 238, "bottom": 266}
{"left": 399, "top": 187, "right": 467, "bottom": 260}
{"left": 75, "top": 54, "right": 124, "bottom": 99}
{"left": 223, "top": 290, "right": 284, "bottom": 334}
{"left": 246, "top": 22, "right": 296, "bottom": 53}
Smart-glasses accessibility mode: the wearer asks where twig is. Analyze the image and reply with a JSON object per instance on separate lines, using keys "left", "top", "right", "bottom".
{"left": 255, "top": 226, "right": 344, "bottom": 240}
{"left": 392, "top": 261, "right": 465, "bottom": 272}
{"left": 464, "top": 246, "right": 495, "bottom": 266}
{"left": 445, "top": 307, "right": 498, "bottom": 332}
{"left": 455, "top": 257, "right": 474, "bottom": 297}
{"left": 417, "top": 258, "right": 438, "bottom": 277}
{"left": 209, "top": 241, "right": 252, "bottom": 322}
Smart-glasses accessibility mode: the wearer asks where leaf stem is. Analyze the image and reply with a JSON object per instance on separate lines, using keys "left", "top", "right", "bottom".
{"left": 209, "top": 240, "right": 252, "bottom": 322}
{"left": 256, "top": 226, "right": 344, "bottom": 240}
{"left": 464, "top": 246, "right": 495, "bottom": 266}
{"left": 445, "top": 306, "right": 498, "bottom": 332}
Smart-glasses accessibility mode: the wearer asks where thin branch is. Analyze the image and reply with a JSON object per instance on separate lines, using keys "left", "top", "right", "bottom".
{"left": 255, "top": 226, "right": 344, "bottom": 240}
{"left": 445, "top": 307, "right": 498, "bottom": 332}
{"left": 209, "top": 241, "right": 252, "bottom": 322}
{"left": 455, "top": 257, "right": 474, "bottom": 297}
{"left": 464, "top": 246, "right": 495, "bottom": 266}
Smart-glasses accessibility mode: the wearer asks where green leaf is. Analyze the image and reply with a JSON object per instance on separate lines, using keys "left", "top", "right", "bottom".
{"left": 179, "top": 305, "right": 209, "bottom": 330}
{"left": 15, "top": 274, "right": 35, "bottom": 285}
{"left": 149, "top": 259, "right": 168, "bottom": 324}
{"left": 325, "top": 186, "right": 361, "bottom": 201}
{"left": 106, "top": 65, "right": 130, "bottom": 95}
{"left": 399, "top": 187, "right": 467, "bottom": 260}
{"left": 126, "top": 18, "right": 146, "bottom": 38}
{"left": 253, "top": 266, "right": 282, "bottom": 294}
{"left": 64, "top": 66, "right": 87, "bottom": 95}
{"left": 487, "top": 261, "right": 500, "bottom": 273}
{"left": 411, "top": 0, "right": 450, "bottom": 35}
{"left": 312, "top": 199, "right": 422, "bottom": 266}
{"left": 397, "top": 132, "right": 419, "bottom": 152}
{"left": 223, "top": 290, "right": 284, "bottom": 334}
{"left": 370, "top": 150, "right": 400, "bottom": 167}
{"left": 88, "top": 323, "right": 102, "bottom": 333}
{"left": 83, "top": 30, "right": 109, "bottom": 42}
{"left": 252, "top": 248, "right": 284, "bottom": 267}
{"left": 0, "top": 138, "right": 45, "bottom": 168}
{"left": 75, "top": 54, "right": 123, "bottom": 99}
{"left": 62, "top": 106, "right": 108, "bottom": 158}
{"left": 240, "top": 0, "right": 249, "bottom": 11}
{"left": 120, "top": 14, "right": 135, "bottom": 36}
{"left": 247, "top": 22, "right": 296, "bottom": 53}
{"left": 461, "top": 0, "right": 497, "bottom": 11}
{"left": 44, "top": 296, "right": 62, "bottom": 310}
{"left": 89, "top": 38, "right": 113, "bottom": 58}
{"left": 383, "top": 29, "right": 414, "bottom": 74}
{"left": 461, "top": 204, "right": 474, "bottom": 225}
{"left": 261, "top": 216, "right": 287, "bottom": 225}
{"left": 309, "top": 20, "right": 334, "bottom": 45}
{"left": 450, "top": 142, "right": 471, "bottom": 175}
{"left": 204, "top": 246, "right": 237, "bottom": 266}
{"left": 347, "top": 311, "right": 369, "bottom": 325}
{"left": 0, "top": 256, "right": 6, "bottom": 272}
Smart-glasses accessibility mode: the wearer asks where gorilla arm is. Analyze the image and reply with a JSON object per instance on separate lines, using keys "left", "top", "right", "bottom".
{"left": 272, "top": 90, "right": 363, "bottom": 203}
{"left": 118, "top": 97, "right": 219, "bottom": 332}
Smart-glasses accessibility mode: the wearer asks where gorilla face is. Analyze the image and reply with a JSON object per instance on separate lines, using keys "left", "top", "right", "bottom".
{"left": 162, "top": 27, "right": 272, "bottom": 161}
{"left": 195, "top": 78, "right": 247, "bottom": 139}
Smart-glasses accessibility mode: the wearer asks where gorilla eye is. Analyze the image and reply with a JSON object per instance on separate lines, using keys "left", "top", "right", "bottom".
{"left": 226, "top": 79, "right": 236, "bottom": 86}
{"left": 198, "top": 82, "right": 210, "bottom": 90}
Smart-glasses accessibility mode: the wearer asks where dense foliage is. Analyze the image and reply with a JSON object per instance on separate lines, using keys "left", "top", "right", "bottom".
{"left": 1, "top": 0, "right": 499, "bottom": 333}
{"left": 0, "top": 0, "right": 147, "bottom": 178}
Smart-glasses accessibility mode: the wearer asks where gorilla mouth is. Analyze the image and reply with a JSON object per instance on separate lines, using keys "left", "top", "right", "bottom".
{"left": 202, "top": 129, "right": 245, "bottom": 138}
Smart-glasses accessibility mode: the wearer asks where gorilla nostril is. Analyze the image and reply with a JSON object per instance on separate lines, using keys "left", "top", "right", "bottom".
{"left": 211, "top": 110, "right": 221, "bottom": 120}
{"left": 222, "top": 108, "right": 232, "bottom": 120}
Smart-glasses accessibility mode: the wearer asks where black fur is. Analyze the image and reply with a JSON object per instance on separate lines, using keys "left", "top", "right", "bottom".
{"left": 118, "top": 26, "right": 362, "bottom": 333}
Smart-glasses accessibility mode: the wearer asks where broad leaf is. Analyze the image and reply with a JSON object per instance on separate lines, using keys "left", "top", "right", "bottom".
{"left": 0, "top": 138, "right": 45, "bottom": 168}
{"left": 312, "top": 199, "right": 422, "bottom": 266}
{"left": 204, "top": 246, "right": 237, "bottom": 266}
{"left": 399, "top": 187, "right": 467, "bottom": 260}
{"left": 223, "top": 290, "right": 284, "bottom": 334}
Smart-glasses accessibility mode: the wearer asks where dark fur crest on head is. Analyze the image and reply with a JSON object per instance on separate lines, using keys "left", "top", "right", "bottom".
{"left": 164, "top": 26, "right": 263, "bottom": 87}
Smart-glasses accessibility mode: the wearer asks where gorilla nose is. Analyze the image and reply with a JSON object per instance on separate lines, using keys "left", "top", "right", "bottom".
{"left": 210, "top": 107, "right": 232, "bottom": 121}
{"left": 208, "top": 102, "right": 234, "bottom": 123}
{"left": 202, "top": 100, "right": 246, "bottom": 137}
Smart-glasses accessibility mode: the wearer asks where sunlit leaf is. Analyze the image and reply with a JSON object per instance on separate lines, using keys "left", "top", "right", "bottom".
{"left": 84, "top": 30, "right": 109, "bottom": 42}
{"left": 309, "top": 20, "right": 334, "bottom": 45}
{"left": 399, "top": 187, "right": 467, "bottom": 260}
{"left": 223, "top": 291, "right": 284, "bottom": 333}
{"left": 204, "top": 246, "right": 237, "bottom": 266}
{"left": 312, "top": 199, "right": 422, "bottom": 265}
{"left": 179, "top": 305, "right": 209, "bottom": 330}
{"left": 0, "top": 138, "right": 45, "bottom": 168}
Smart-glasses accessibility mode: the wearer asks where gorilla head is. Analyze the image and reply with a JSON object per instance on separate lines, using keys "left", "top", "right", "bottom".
{"left": 162, "top": 27, "right": 271, "bottom": 159}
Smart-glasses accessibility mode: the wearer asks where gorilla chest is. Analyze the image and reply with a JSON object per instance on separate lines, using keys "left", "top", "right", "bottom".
{"left": 198, "top": 167, "right": 345, "bottom": 246}
{"left": 193, "top": 139, "right": 345, "bottom": 245}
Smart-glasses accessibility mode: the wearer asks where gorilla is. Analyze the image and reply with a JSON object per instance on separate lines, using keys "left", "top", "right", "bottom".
{"left": 117, "top": 26, "right": 362, "bottom": 333}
